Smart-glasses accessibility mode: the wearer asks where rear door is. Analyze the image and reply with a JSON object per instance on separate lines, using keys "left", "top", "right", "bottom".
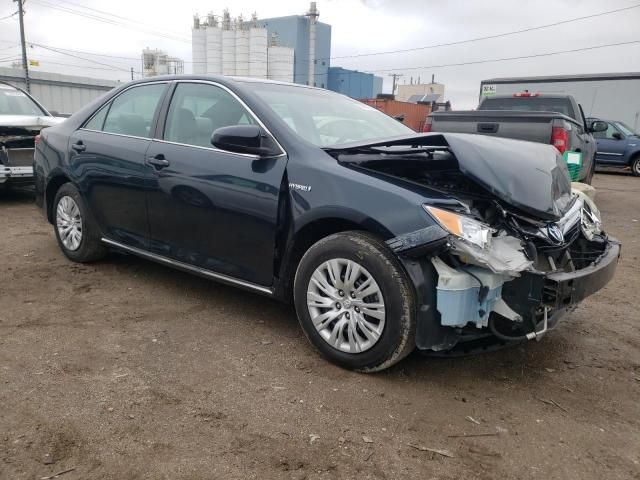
{"left": 594, "top": 122, "right": 628, "bottom": 165}
{"left": 145, "top": 81, "right": 287, "bottom": 287}
{"left": 68, "top": 82, "right": 168, "bottom": 249}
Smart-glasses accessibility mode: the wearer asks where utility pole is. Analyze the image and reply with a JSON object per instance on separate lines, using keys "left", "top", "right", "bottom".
{"left": 14, "top": 0, "right": 30, "bottom": 93}
{"left": 388, "top": 73, "right": 403, "bottom": 96}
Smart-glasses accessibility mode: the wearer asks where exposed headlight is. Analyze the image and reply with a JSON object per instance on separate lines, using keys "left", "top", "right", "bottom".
{"left": 423, "top": 205, "right": 494, "bottom": 249}
{"left": 581, "top": 199, "right": 602, "bottom": 240}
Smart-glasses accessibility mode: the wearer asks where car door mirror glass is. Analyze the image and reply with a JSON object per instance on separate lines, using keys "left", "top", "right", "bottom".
{"left": 211, "top": 125, "right": 279, "bottom": 157}
{"left": 589, "top": 120, "right": 608, "bottom": 133}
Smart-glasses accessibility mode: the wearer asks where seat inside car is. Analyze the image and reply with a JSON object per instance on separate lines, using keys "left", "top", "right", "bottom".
{"left": 117, "top": 113, "right": 147, "bottom": 137}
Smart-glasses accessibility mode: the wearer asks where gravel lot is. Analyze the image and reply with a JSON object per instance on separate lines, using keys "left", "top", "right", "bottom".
{"left": 1, "top": 173, "right": 639, "bottom": 480}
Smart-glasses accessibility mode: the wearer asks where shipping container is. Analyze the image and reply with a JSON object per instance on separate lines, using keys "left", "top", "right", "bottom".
{"left": 360, "top": 98, "right": 432, "bottom": 132}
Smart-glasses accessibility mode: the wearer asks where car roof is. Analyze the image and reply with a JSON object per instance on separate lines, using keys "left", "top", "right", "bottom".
{"left": 125, "top": 74, "right": 325, "bottom": 92}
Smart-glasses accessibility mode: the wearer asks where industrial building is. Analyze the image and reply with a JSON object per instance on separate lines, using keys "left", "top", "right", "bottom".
{"left": 0, "top": 66, "right": 118, "bottom": 115}
{"left": 396, "top": 79, "right": 445, "bottom": 103}
{"left": 142, "top": 48, "right": 184, "bottom": 77}
{"left": 327, "top": 67, "right": 382, "bottom": 99}
{"left": 480, "top": 72, "right": 640, "bottom": 130}
{"left": 191, "top": 2, "right": 330, "bottom": 86}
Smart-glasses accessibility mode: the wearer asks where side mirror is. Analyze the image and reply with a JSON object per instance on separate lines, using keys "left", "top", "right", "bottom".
{"left": 612, "top": 132, "right": 623, "bottom": 140}
{"left": 211, "top": 124, "right": 280, "bottom": 157}
{"left": 588, "top": 120, "right": 608, "bottom": 133}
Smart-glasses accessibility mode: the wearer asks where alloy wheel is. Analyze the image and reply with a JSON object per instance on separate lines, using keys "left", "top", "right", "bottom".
{"left": 56, "top": 195, "right": 83, "bottom": 251}
{"left": 306, "top": 258, "right": 386, "bottom": 354}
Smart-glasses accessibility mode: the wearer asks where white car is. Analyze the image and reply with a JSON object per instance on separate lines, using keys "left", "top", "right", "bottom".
{"left": 0, "top": 82, "right": 65, "bottom": 189}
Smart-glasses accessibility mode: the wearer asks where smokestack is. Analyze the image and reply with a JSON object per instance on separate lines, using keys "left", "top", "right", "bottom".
{"left": 431, "top": 73, "right": 435, "bottom": 84}
{"left": 306, "top": 2, "right": 319, "bottom": 86}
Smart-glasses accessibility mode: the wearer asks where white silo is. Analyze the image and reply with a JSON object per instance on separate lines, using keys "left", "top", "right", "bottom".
{"left": 191, "top": 15, "right": 207, "bottom": 74}
{"left": 249, "top": 26, "right": 268, "bottom": 78}
{"left": 205, "top": 22, "right": 222, "bottom": 75}
{"left": 221, "top": 11, "right": 236, "bottom": 76}
{"left": 267, "top": 46, "right": 294, "bottom": 82}
{"left": 235, "top": 20, "right": 250, "bottom": 77}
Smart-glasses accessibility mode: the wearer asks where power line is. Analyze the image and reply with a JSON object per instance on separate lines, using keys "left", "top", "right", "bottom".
{"left": 30, "top": 43, "right": 139, "bottom": 61}
{"left": 327, "top": 2, "right": 640, "bottom": 62}
{"left": 29, "top": 0, "right": 190, "bottom": 43}
{"left": 32, "top": 43, "right": 135, "bottom": 73}
{"left": 54, "top": 0, "right": 187, "bottom": 38}
{"left": 305, "top": 39, "right": 640, "bottom": 77}
{"left": 0, "top": 10, "right": 18, "bottom": 21}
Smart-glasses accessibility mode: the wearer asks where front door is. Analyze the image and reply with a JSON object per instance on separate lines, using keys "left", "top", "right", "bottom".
{"left": 145, "top": 82, "right": 287, "bottom": 286}
{"left": 69, "top": 82, "right": 168, "bottom": 249}
{"left": 594, "top": 122, "right": 627, "bottom": 166}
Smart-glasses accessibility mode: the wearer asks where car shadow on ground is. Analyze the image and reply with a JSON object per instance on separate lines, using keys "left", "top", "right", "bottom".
{"left": 0, "top": 187, "right": 35, "bottom": 204}
{"left": 102, "top": 248, "right": 568, "bottom": 390}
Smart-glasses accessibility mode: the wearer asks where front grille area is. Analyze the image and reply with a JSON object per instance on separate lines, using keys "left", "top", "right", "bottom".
{"left": 5, "top": 148, "right": 35, "bottom": 167}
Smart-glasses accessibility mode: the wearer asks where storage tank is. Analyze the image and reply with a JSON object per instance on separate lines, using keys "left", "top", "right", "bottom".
{"left": 267, "top": 46, "right": 294, "bottom": 82}
{"left": 235, "top": 26, "right": 250, "bottom": 77}
{"left": 205, "top": 25, "right": 222, "bottom": 75}
{"left": 249, "top": 27, "right": 268, "bottom": 78}
{"left": 221, "top": 11, "right": 236, "bottom": 76}
{"left": 191, "top": 17, "right": 207, "bottom": 75}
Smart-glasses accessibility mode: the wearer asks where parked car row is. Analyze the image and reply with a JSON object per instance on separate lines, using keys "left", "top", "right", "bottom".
{"left": 32, "top": 75, "right": 620, "bottom": 371}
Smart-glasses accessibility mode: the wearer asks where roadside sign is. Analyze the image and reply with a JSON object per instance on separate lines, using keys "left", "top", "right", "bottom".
{"left": 481, "top": 84, "right": 497, "bottom": 97}
{"left": 29, "top": 59, "right": 40, "bottom": 67}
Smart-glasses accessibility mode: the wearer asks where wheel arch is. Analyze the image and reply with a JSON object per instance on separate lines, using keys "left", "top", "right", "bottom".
{"left": 45, "top": 173, "right": 72, "bottom": 224}
{"left": 274, "top": 211, "right": 393, "bottom": 301}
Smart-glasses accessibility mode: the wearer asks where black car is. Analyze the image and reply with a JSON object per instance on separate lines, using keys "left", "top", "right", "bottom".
{"left": 34, "top": 76, "right": 620, "bottom": 372}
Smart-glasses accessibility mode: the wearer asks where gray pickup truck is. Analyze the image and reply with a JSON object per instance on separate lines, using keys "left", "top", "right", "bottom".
{"left": 425, "top": 93, "right": 607, "bottom": 184}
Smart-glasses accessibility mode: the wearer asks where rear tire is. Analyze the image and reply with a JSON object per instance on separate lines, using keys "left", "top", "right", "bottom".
{"left": 293, "top": 231, "right": 416, "bottom": 372}
{"left": 53, "top": 183, "right": 106, "bottom": 263}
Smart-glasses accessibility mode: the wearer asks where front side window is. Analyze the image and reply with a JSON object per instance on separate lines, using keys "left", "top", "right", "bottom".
{"left": 164, "top": 83, "right": 255, "bottom": 148}
{"left": 102, "top": 83, "right": 166, "bottom": 138}
{"left": 84, "top": 104, "right": 109, "bottom": 131}
{"left": 594, "top": 122, "right": 621, "bottom": 140}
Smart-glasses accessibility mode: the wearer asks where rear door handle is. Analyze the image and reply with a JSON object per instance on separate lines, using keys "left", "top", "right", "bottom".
{"left": 71, "top": 141, "right": 86, "bottom": 152}
{"left": 147, "top": 154, "right": 170, "bottom": 168}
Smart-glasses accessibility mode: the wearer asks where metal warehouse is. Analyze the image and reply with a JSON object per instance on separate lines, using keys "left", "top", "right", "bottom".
{"left": 480, "top": 72, "right": 640, "bottom": 130}
{"left": 0, "top": 66, "right": 118, "bottom": 115}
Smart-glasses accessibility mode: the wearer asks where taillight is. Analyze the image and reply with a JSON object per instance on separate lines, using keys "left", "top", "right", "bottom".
{"left": 34, "top": 134, "right": 41, "bottom": 145}
{"left": 551, "top": 126, "right": 569, "bottom": 154}
{"left": 423, "top": 116, "right": 433, "bottom": 133}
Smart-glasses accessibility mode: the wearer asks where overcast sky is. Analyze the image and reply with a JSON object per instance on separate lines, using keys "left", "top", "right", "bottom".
{"left": 0, "top": 0, "right": 638, "bottom": 108}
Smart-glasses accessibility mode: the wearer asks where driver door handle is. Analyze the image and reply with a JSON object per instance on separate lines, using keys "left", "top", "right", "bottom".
{"left": 147, "top": 153, "right": 170, "bottom": 168}
{"left": 71, "top": 141, "right": 86, "bottom": 152}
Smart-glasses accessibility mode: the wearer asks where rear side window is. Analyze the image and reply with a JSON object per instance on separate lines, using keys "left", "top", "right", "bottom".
{"left": 101, "top": 84, "right": 166, "bottom": 138}
{"left": 480, "top": 97, "right": 575, "bottom": 118}
{"left": 164, "top": 83, "right": 255, "bottom": 148}
{"left": 84, "top": 104, "right": 109, "bottom": 131}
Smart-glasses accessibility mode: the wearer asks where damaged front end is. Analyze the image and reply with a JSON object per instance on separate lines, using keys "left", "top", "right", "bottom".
{"left": 334, "top": 133, "right": 621, "bottom": 353}
{"left": 0, "top": 126, "right": 40, "bottom": 187}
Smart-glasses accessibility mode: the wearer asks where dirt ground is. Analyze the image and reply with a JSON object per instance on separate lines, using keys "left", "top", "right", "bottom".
{"left": 1, "top": 173, "right": 638, "bottom": 480}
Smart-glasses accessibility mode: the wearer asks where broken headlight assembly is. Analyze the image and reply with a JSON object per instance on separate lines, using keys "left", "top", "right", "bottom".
{"left": 423, "top": 205, "right": 494, "bottom": 249}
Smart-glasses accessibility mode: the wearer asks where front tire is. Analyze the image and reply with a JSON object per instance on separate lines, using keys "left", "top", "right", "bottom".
{"left": 53, "top": 183, "right": 106, "bottom": 263}
{"left": 632, "top": 155, "right": 640, "bottom": 177}
{"left": 293, "top": 231, "right": 416, "bottom": 372}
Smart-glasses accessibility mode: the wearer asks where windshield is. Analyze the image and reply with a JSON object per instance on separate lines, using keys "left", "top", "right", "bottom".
{"left": 613, "top": 121, "right": 638, "bottom": 136}
{"left": 479, "top": 97, "right": 575, "bottom": 118}
{"left": 245, "top": 82, "right": 414, "bottom": 147}
{"left": 0, "top": 85, "right": 47, "bottom": 116}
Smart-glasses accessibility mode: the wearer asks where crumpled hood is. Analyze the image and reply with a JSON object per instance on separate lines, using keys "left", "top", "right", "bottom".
{"left": 328, "top": 132, "right": 574, "bottom": 221}
{"left": 443, "top": 133, "right": 574, "bottom": 220}
{"left": 0, "top": 114, "right": 65, "bottom": 129}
